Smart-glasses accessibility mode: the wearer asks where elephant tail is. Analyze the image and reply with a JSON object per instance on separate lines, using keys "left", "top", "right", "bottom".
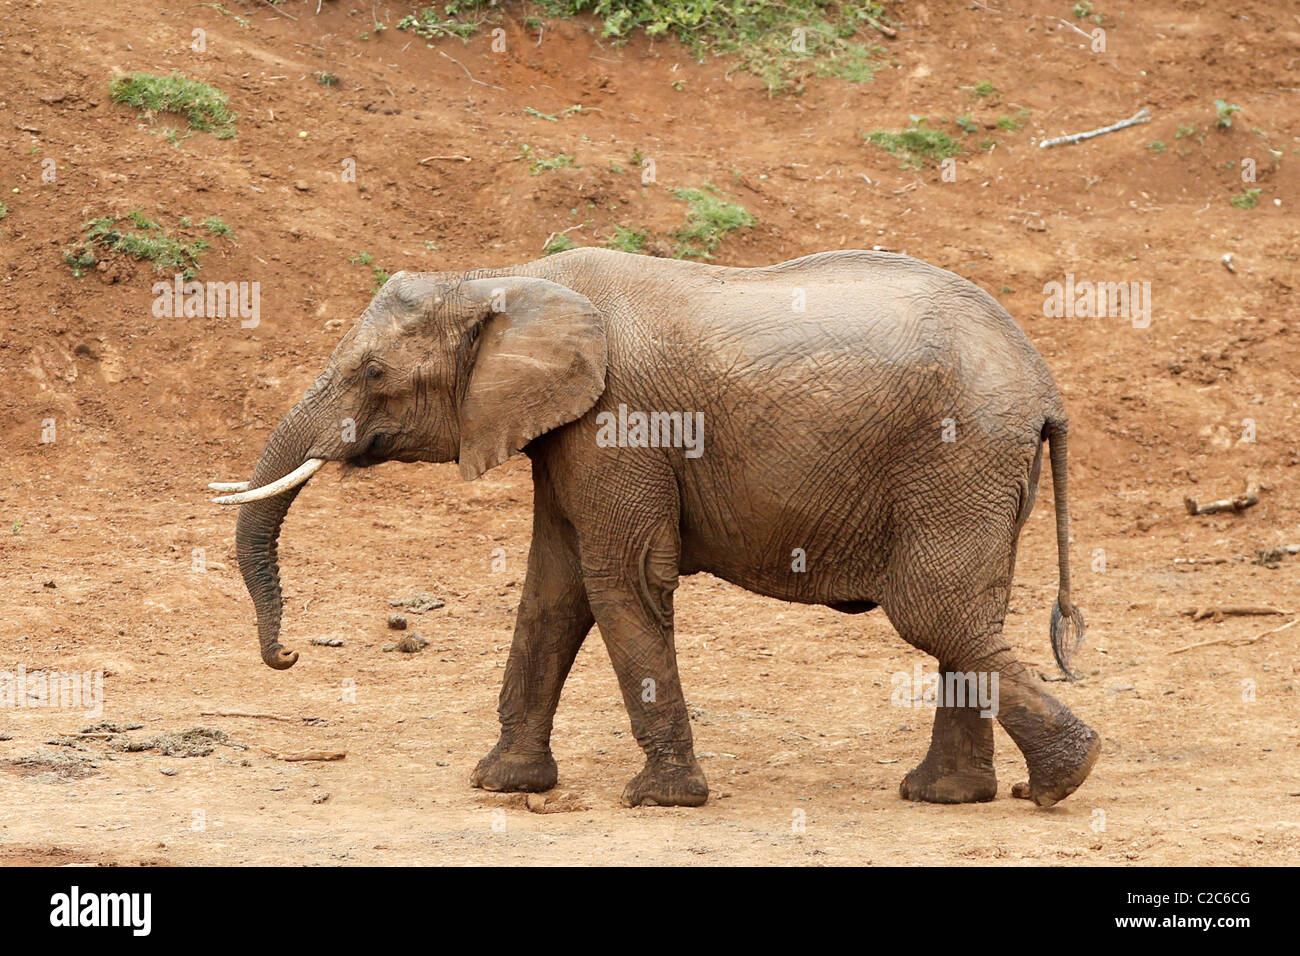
{"left": 1045, "top": 417, "right": 1085, "bottom": 680}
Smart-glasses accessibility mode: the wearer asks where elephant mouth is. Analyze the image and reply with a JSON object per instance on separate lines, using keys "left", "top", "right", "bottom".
{"left": 349, "top": 433, "right": 391, "bottom": 468}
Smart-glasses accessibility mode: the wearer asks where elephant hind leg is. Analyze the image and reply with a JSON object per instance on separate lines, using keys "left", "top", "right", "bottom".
{"left": 884, "top": 533, "right": 1100, "bottom": 807}
{"left": 900, "top": 671, "right": 997, "bottom": 804}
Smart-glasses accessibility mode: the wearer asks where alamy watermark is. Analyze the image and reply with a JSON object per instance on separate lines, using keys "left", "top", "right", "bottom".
{"left": 0, "top": 665, "right": 103, "bottom": 718}
{"left": 152, "top": 274, "right": 260, "bottom": 328}
{"left": 595, "top": 403, "right": 704, "bottom": 458}
{"left": 1042, "top": 273, "right": 1151, "bottom": 328}
{"left": 890, "top": 663, "right": 1000, "bottom": 718}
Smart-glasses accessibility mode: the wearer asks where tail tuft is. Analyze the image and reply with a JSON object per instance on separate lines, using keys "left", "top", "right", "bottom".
{"left": 1050, "top": 597, "right": 1086, "bottom": 680}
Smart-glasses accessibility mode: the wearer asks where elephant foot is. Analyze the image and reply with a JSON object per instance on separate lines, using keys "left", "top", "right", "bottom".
{"left": 621, "top": 758, "right": 709, "bottom": 808}
{"left": 900, "top": 761, "right": 997, "bottom": 804}
{"left": 470, "top": 743, "right": 557, "bottom": 793}
{"left": 1011, "top": 723, "right": 1101, "bottom": 807}
{"left": 901, "top": 693, "right": 997, "bottom": 803}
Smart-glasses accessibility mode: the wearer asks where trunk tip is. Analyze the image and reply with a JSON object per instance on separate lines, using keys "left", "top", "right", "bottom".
{"left": 263, "top": 645, "right": 299, "bottom": 670}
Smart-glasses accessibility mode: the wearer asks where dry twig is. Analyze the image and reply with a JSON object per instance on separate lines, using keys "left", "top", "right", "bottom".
{"left": 1039, "top": 107, "right": 1150, "bottom": 148}
{"left": 1171, "top": 617, "right": 1299, "bottom": 654}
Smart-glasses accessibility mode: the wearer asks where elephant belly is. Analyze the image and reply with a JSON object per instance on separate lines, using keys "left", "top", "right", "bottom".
{"left": 678, "top": 502, "right": 890, "bottom": 610}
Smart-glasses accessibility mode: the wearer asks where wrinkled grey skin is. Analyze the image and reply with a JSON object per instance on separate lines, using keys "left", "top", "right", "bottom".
{"left": 235, "top": 248, "right": 1099, "bottom": 808}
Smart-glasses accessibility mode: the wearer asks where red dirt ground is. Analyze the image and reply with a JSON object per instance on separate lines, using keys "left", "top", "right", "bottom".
{"left": 1, "top": 0, "right": 1297, "bottom": 864}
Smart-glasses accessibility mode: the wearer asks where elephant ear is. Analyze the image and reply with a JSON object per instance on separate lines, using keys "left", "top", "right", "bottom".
{"left": 456, "top": 277, "right": 606, "bottom": 480}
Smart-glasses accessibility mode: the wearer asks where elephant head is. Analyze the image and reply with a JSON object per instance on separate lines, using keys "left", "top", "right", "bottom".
{"left": 213, "top": 273, "right": 606, "bottom": 670}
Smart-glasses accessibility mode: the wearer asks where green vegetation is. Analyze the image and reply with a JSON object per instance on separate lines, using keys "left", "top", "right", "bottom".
{"left": 1072, "top": 1, "right": 1103, "bottom": 24}
{"left": 202, "top": 216, "right": 234, "bottom": 238}
{"left": 1214, "top": 99, "right": 1241, "bottom": 129}
{"left": 108, "top": 72, "right": 236, "bottom": 138}
{"left": 605, "top": 225, "right": 648, "bottom": 253}
{"left": 395, "top": 5, "right": 485, "bottom": 40}
{"left": 401, "top": 1, "right": 894, "bottom": 93}
{"left": 0, "top": 202, "right": 6, "bottom": 221}
{"left": 865, "top": 118, "right": 963, "bottom": 167}
{"left": 955, "top": 114, "right": 978, "bottom": 134}
{"left": 544, "top": 234, "right": 579, "bottom": 255}
{"left": 63, "top": 211, "right": 218, "bottom": 279}
{"left": 349, "top": 251, "right": 388, "bottom": 290}
{"left": 317, "top": 72, "right": 340, "bottom": 87}
{"left": 204, "top": 3, "right": 250, "bottom": 28}
{"left": 670, "top": 185, "right": 754, "bottom": 259}
{"left": 970, "top": 80, "right": 997, "bottom": 98}
{"left": 1147, "top": 140, "right": 1166, "bottom": 153}
{"left": 521, "top": 144, "right": 579, "bottom": 174}
{"left": 997, "top": 109, "right": 1029, "bottom": 131}
{"left": 813, "top": 42, "right": 883, "bottom": 85}
{"left": 1230, "top": 187, "right": 1261, "bottom": 209}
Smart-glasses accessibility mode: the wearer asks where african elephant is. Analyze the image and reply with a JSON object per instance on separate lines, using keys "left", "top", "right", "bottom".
{"left": 213, "top": 247, "right": 1100, "bottom": 808}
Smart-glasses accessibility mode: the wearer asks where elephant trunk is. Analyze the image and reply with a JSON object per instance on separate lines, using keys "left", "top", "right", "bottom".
{"left": 235, "top": 402, "right": 319, "bottom": 670}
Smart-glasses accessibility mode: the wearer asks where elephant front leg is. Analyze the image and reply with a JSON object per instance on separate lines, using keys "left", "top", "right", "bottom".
{"left": 583, "top": 521, "right": 707, "bottom": 808}
{"left": 471, "top": 500, "right": 593, "bottom": 794}
{"left": 900, "top": 668, "right": 997, "bottom": 804}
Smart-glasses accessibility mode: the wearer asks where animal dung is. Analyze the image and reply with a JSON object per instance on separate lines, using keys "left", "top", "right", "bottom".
{"left": 383, "top": 633, "right": 429, "bottom": 654}
{"left": 387, "top": 614, "right": 408, "bottom": 630}
{"left": 387, "top": 593, "right": 446, "bottom": 613}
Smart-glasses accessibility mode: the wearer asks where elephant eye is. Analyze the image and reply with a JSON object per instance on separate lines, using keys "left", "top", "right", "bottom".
{"left": 364, "top": 364, "right": 383, "bottom": 381}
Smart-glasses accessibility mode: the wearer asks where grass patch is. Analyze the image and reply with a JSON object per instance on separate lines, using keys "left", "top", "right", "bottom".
{"left": 997, "top": 109, "right": 1029, "bottom": 131}
{"left": 1230, "top": 187, "right": 1261, "bottom": 209}
{"left": 63, "top": 211, "right": 225, "bottom": 279}
{"left": 109, "top": 72, "right": 236, "bottom": 138}
{"left": 605, "top": 225, "right": 649, "bottom": 253}
{"left": 671, "top": 185, "right": 754, "bottom": 259}
{"left": 350, "top": 251, "right": 389, "bottom": 291}
{"left": 400, "top": 1, "right": 893, "bottom": 94}
{"left": 544, "top": 234, "right": 580, "bottom": 255}
{"left": 202, "top": 216, "right": 234, "bottom": 238}
{"left": 395, "top": 6, "right": 485, "bottom": 40}
{"left": 521, "top": 145, "right": 579, "bottom": 174}
{"left": 865, "top": 118, "right": 963, "bottom": 167}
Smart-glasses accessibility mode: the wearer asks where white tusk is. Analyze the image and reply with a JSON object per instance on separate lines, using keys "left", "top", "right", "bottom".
{"left": 212, "top": 458, "right": 326, "bottom": 505}
{"left": 208, "top": 481, "right": 251, "bottom": 492}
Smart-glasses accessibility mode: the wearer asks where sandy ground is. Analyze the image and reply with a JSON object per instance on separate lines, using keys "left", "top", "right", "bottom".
{"left": 1, "top": 0, "right": 1298, "bottom": 865}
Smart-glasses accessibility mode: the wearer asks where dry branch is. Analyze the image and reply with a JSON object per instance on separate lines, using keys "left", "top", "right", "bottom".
{"left": 1184, "top": 485, "right": 1260, "bottom": 516}
{"left": 1039, "top": 107, "right": 1150, "bottom": 148}
{"left": 260, "top": 748, "right": 347, "bottom": 762}
{"left": 1171, "top": 617, "right": 1300, "bottom": 654}
{"left": 201, "top": 710, "right": 304, "bottom": 723}
{"left": 1186, "top": 606, "right": 1289, "bottom": 622}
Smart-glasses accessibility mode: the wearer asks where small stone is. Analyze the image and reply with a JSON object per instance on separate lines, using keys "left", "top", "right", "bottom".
{"left": 312, "top": 792, "right": 330, "bottom": 804}
{"left": 387, "top": 614, "right": 407, "bottom": 630}
{"left": 160, "top": 767, "right": 178, "bottom": 776}
{"left": 310, "top": 637, "right": 344, "bottom": 647}
{"left": 293, "top": 180, "right": 310, "bottom": 192}
{"left": 525, "top": 794, "right": 547, "bottom": 812}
